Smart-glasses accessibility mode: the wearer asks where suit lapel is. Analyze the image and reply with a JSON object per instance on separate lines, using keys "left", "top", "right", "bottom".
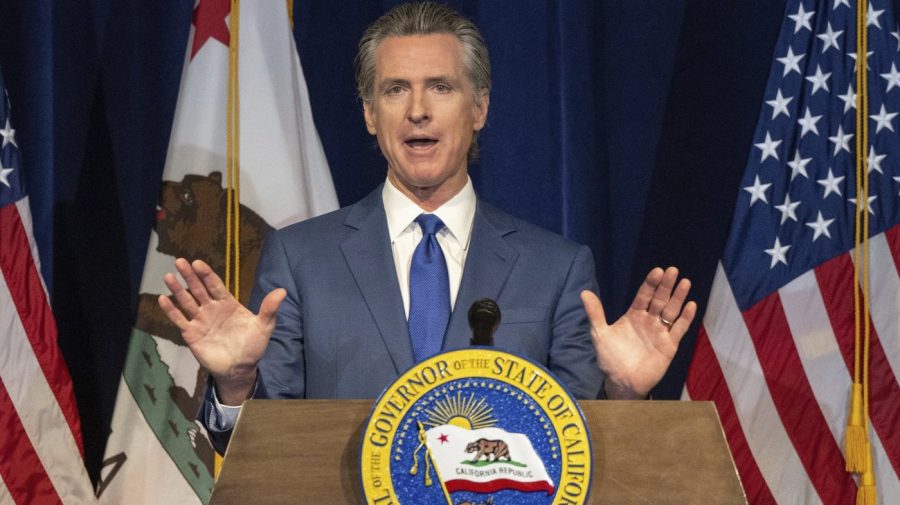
{"left": 444, "top": 201, "right": 518, "bottom": 350}
{"left": 340, "top": 188, "right": 414, "bottom": 374}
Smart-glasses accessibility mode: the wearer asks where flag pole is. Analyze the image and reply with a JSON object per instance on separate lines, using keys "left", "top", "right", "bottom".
{"left": 417, "top": 422, "right": 453, "bottom": 505}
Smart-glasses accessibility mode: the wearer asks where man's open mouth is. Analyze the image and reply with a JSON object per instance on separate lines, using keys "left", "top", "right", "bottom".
{"left": 405, "top": 137, "right": 438, "bottom": 148}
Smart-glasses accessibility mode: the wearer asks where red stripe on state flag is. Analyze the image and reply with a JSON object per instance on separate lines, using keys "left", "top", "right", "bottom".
{"left": 0, "top": 375, "right": 63, "bottom": 505}
{"left": 444, "top": 478, "right": 554, "bottom": 494}
{"left": 814, "top": 252, "right": 900, "bottom": 476}
{"left": 742, "top": 293, "right": 857, "bottom": 503}
{"left": 0, "top": 204, "right": 83, "bottom": 455}
{"left": 887, "top": 224, "right": 900, "bottom": 278}
{"left": 685, "top": 327, "right": 777, "bottom": 505}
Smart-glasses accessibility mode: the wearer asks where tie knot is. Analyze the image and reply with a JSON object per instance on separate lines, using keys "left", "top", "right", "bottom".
{"left": 415, "top": 213, "right": 445, "bottom": 236}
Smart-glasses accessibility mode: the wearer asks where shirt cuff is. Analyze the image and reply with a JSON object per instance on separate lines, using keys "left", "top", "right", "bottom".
{"left": 206, "top": 378, "right": 257, "bottom": 432}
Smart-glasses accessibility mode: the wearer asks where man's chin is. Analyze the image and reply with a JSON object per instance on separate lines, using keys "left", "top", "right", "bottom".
{"left": 398, "top": 173, "right": 460, "bottom": 191}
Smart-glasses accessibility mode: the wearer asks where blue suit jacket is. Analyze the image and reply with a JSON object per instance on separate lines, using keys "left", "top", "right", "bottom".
{"left": 202, "top": 187, "right": 603, "bottom": 451}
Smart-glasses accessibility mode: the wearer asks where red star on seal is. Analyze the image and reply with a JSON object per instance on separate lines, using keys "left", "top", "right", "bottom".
{"left": 438, "top": 433, "right": 449, "bottom": 444}
{"left": 191, "top": 0, "right": 230, "bottom": 60}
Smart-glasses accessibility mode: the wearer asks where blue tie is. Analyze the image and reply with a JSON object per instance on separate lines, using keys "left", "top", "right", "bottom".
{"left": 408, "top": 214, "right": 450, "bottom": 362}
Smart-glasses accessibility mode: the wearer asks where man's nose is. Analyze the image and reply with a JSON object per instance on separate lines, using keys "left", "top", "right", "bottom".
{"left": 407, "top": 91, "right": 430, "bottom": 124}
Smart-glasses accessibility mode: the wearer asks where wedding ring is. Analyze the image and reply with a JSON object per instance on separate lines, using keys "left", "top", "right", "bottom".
{"left": 659, "top": 316, "right": 674, "bottom": 328}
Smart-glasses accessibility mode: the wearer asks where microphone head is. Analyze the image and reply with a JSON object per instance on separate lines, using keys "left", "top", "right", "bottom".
{"left": 469, "top": 299, "right": 501, "bottom": 346}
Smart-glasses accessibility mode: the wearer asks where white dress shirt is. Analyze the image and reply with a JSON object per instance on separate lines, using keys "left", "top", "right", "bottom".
{"left": 382, "top": 176, "right": 476, "bottom": 316}
{"left": 210, "top": 178, "right": 477, "bottom": 429}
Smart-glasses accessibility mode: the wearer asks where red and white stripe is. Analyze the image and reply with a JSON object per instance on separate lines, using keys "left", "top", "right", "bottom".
{"left": 0, "top": 198, "right": 97, "bottom": 504}
{"left": 684, "top": 224, "right": 900, "bottom": 504}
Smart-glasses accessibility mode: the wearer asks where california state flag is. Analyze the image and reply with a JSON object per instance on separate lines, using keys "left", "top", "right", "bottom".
{"left": 97, "top": 1, "right": 338, "bottom": 503}
{"left": 425, "top": 425, "right": 555, "bottom": 495}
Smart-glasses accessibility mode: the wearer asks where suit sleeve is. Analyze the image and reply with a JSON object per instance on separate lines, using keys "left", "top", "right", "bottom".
{"left": 250, "top": 230, "right": 306, "bottom": 400}
{"left": 547, "top": 244, "right": 605, "bottom": 400}
{"left": 197, "top": 230, "right": 306, "bottom": 454}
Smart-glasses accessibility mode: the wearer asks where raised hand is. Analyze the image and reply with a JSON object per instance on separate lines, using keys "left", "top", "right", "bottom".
{"left": 581, "top": 267, "right": 697, "bottom": 399}
{"left": 158, "top": 258, "right": 286, "bottom": 404}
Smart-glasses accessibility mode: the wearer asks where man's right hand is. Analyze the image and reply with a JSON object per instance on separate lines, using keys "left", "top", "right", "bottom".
{"left": 158, "top": 258, "right": 286, "bottom": 405}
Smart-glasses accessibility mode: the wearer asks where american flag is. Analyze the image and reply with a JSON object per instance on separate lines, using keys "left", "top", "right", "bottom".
{"left": 0, "top": 70, "right": 97, "bottom": 503}
{"left": 683, "top": 0, "right": 900, "bottom": 503}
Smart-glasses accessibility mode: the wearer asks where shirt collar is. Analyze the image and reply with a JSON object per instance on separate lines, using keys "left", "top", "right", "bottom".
{"left": 382, "top": 177, "right": 476, "bottom": 250}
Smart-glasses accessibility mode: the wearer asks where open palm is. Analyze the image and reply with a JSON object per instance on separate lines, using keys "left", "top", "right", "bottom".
{"left": 581, "top": 267, "right": 697, "bottom": 399}
{"left": 158, "top": 258, "right": 285, "bottom": 404}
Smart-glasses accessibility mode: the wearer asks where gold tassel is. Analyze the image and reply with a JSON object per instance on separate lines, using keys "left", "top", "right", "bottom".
{"left": 855, "top": 443, "right": 876, "bottom": 505}
{"left": 844, "top": 383, "right": 866, "bottom": 472}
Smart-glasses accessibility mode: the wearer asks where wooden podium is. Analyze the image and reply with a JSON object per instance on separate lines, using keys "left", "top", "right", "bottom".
{"left": 210, "top": 399, "right": 746, "bottom": 504}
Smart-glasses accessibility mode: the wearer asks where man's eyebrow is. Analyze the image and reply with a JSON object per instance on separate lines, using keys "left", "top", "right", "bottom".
{"left": 425, "top": 76, "right": 457, "bottom": 85}
{"left": 377, "top": 78, "right": 410, "bottom": 90}
{"left": 376, "top": 76, "right": 460, "bottom": 89}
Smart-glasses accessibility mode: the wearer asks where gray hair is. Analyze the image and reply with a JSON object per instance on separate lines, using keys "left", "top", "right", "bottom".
{"left": 354, "top": 2, "right": 491, "bottom": 160}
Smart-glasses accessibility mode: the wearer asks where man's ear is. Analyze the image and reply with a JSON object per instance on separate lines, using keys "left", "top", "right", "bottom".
{"left": 473, "top": 91, "right": 490, "bottom": 131}
{"left": 363, "top": 100, "right": 377, "bottom": 135}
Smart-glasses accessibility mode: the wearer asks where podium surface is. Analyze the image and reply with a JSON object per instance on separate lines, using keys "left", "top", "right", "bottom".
{"left": 211, "top": 399, "right": 746, "bottom": 504}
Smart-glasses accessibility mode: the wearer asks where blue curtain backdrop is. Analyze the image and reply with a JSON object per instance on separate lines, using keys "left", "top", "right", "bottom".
{"left": 0, "top": 0, "right": 843, "bottom": 484}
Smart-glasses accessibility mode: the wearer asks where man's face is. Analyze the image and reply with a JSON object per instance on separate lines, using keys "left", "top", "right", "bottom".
{"left": 364, "top": 34, "right": 489, "bottom": 208}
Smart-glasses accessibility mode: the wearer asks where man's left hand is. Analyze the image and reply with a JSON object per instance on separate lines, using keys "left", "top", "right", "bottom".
{"left": 580, "top": 267, "right": 697, "bottom": 399}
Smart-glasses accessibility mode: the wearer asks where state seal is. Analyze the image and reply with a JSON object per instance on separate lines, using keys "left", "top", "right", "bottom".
{"left": 360, "top": 349, "right": 593, "bottom": 505}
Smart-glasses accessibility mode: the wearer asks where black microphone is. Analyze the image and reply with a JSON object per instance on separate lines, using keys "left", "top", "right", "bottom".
{"left": 468, "top": 299, "right": 501, "bottom": 347}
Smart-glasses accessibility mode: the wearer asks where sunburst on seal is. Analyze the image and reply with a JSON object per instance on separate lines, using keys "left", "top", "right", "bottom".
{"left": 422, "top": 391, "right": 496, "bottom": 430}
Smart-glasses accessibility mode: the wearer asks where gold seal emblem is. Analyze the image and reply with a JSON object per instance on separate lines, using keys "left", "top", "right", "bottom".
{"left": 361, "top": 349, "right": 592, "bottom": 504}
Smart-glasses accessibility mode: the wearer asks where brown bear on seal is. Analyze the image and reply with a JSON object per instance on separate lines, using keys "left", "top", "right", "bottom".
{"left": 465, "top": 438, "right": 511, "bottom": 463}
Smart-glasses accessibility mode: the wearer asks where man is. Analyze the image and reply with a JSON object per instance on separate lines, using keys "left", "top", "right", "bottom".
{"left": 159, "top": 2, "right": 696, "bottom": 453}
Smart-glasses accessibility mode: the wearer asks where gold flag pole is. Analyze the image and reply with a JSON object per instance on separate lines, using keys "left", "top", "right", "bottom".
{"left": 414, "top": 422, "right": 453, "bottom": 505}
